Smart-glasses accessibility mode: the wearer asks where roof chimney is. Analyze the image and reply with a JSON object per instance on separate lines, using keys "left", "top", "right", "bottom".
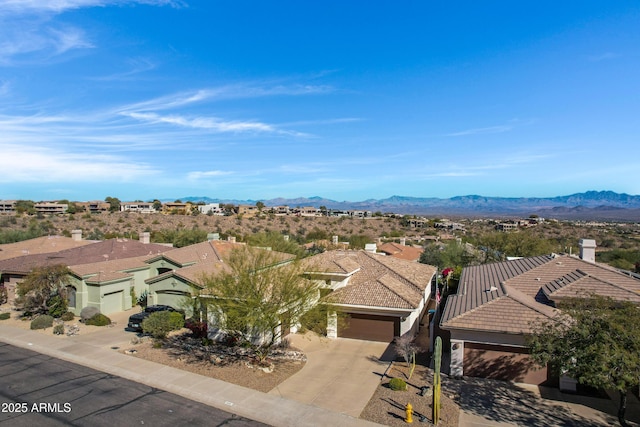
{"left": 71, "top": 229, "right": 82, "bottom": 242}
{"left": 579, "top": 239, "right": 596, "bottom": 263}
{"left": 228, "top": 236, "right": 236, "bottom": 243}
{"left": 400, "top": 238, "right": 406, "bottom": 246}
{"left": 140, "top": 232, "right": 150, "bottom": 244}
{"left": 364, "top": 243, "right": 377, "bottom": 253}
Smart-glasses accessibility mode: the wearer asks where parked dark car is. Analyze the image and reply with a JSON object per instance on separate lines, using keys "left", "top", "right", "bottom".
{"left": 127, "top": 305, "right": 183, "bottom": 332}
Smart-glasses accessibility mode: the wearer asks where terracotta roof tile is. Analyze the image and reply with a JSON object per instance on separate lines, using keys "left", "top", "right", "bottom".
{"left": 304, "top": 250, "right": 436, "bottom": 310}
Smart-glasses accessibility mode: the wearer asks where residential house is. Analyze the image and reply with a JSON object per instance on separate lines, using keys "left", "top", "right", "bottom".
{"left": 120, "top": 202, "right": 156, "bottom": 213}
{"left": 293, "top": 206, "right": 321, "bottom": 217}
{"left": 198, "top": 203, "right": 224, "bottom": 215}
{"left": 163, "top": 202, "right": 193, "bottom": 215}
{"left": 270, "top": 205, "right": 291, "bottom": 216}
{"left": 303, "top": 250, "right": 437, "bottom": 342}
{"left": 34, "top": 202, "right": 68, "bottom": 214}
{"left": 377, "top": 241, "right": 424, "bottom": 262}
{"left": 236, "top": 205, "right": 259, "bottom": 216}
{"left": 438, "top": 239, "right": 640, "bottom": 385}
{"left": 77, "top": 201, "right": 111, "bottom": 213}
{"left": 0, "top": 234, "right": 172, "bottom": 311}
{"left": 0, "top": 200, "right": 16, "bottom": 214}
{"left": 495, "top": 221, "right": 518, "bottom": 232}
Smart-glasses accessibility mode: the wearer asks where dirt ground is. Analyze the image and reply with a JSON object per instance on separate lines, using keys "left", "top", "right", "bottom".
{"left": 360, "top": 362, "right": 459, "bottom": 427}
{"left": 123, "top": 333, "right": 307, "bottom": 393}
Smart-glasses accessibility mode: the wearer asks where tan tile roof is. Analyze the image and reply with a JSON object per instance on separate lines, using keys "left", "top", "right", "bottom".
{"left": 441, "top": 254, "right": 640, "bottom": 334}
{"left": 70, "top": 255, "right": 151, "bottom": 279}
{"left": 148, "top": 241, "right": 296, "bottom": 288}
{"left": 0, "top": 235, "right": 93, "bottom": 261}
{"left": 0, "top": 238, "right": 171, "bottom": 274}
{"left": 377, "top": 243, "right": 423, "bottom": 261}
{"left": 85, "top": 271, "right": 133, "bottom": 284}
{"left": 443, "top": 292, "right": 555, "bottom": 334}
{"left": 304, "top": 250, "right": 436, "bottom": 310}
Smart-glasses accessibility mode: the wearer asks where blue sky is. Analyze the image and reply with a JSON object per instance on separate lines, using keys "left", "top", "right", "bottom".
{"left": 1, "top": 1, "right": 639, "bottom": 202}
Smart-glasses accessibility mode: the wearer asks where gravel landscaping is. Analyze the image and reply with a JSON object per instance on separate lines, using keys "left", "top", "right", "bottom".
{"left": 360, "top": 362, "right": 459, "bottom": 427}
{"left": 123, "top": 331, "right": 307, "bottom": 393}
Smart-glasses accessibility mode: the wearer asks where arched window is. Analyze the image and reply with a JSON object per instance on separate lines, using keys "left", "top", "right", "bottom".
{"left": 66, "top": 286, "right": 77, "bottom": 308}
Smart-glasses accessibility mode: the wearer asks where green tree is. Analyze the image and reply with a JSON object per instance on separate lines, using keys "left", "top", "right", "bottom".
{"left": 152, "top": 199, "right": 163, "bottom": 211}
{"left": 153, "top": 228, "right": 207, "bottom": 247}
{"left": 472, "top": 230, "right": 554, "bottom": 262}
{"left": 16, "top": 265, "right": 73, "bottom": 315}
{"left": 199, "top": 246, "right": 320, "bottom": 361}
{"left": 419, "top": 241, "right": 480, "bottom": 270}
{"left": 527, "top": 296, "right": 640, "bottom": 426}
{"left": 15, "top": 200, "right": 35, "bottom": 215}
{"left": 255, "top": 201, "right": 265, "bottom": 212}
{"left": 246, "top": 231, "right": 305, "bottom": 258}
{"left": 104, "top": 196, "right": 121, "bottom": 212}
{"left": 348, "top": 234, "right": 372, "bottom": 249}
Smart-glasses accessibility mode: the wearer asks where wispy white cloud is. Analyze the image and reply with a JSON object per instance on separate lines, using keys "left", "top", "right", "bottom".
{"left": 117, "top": 83, "right": 334, "bottom": 113}
{"left": 0, "top": 143, "right": 158, "bottom": 183}
{"left": 89, "top": 57, "right": 157, "bottom": 81}
{"left": 123, "top": 111, "right": 309, "bottom": 136}
{"left": 0, "top": 21, "right": 93, "bottom": 65}
{"left": 187, "top": 170, "right": 234, "bottom": 180}
{"left": 445, "top": 125, "right": 513, "bottom": 137}
{"left": 281, "top": 117, "right": 362, "bottom": 127}
{"left": 48, "top": 26, "right": 93, "bottom": 54}
{"left": 0, "top": 0, "right": 184, "bottom": 15}
{"left": 588, "top": 52, "right": 619, "bottom": 62}
{"left": 0, "top": 0, "right": 179, "bottom": 65}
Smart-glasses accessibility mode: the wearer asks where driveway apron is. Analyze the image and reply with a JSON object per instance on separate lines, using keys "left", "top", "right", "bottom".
{"left": 269, "top": 333, "right": 392, "bottom": 418}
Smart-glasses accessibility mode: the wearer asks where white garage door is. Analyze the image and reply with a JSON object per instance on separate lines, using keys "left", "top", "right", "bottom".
{"left": 101, "top": 290, "right": 123, "bottom": 314}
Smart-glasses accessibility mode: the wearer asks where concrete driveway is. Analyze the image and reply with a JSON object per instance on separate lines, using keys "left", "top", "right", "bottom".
{"left": 268, "top": 333, "right": 392, "bottom": 417}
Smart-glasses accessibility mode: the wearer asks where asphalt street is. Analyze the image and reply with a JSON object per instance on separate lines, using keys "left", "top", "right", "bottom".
{"left": 0, "top": 343, "right": 267, "bottom": 427}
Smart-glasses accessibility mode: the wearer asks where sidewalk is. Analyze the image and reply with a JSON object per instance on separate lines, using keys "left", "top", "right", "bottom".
{"left": 0, "top": 320, "right": 383, "bottom": 427}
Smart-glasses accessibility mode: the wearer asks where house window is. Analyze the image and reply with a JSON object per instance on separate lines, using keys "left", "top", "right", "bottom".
{"left": 67, "top": 286, "right": 77, "bottom": 308}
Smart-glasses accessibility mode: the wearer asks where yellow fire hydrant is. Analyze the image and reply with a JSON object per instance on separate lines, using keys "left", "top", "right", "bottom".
{"left": 405, "top": 402, "right": 413, "bottom": 423}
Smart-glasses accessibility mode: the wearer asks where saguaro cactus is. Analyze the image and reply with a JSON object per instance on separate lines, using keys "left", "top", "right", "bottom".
{"left": 432, "top": 336, "right": 442, "bottom": 425}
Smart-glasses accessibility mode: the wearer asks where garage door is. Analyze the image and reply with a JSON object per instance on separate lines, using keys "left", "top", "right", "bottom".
{"left": 464, "top": 342, "right": 554, "bottom": 385}
{"left": 101, "top": 290, "right": 123, "bottom": 314}
{"left": 155, "top": 290, "right": 190, "bottom": 309}
{"left": 339, "top": 313, "right": 399, "bottom": 342}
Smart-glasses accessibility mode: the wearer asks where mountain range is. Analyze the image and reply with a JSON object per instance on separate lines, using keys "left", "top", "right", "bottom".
{"left": 177, "top": 191, "right": 640, "bottom": 221}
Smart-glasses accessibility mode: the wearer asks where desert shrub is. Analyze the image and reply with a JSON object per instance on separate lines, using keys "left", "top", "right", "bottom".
{"left": 185, "top": 319, "right": 208, "bottom": 339}
{"left": 60, "top": 311, "right": 75, "bottom": 321}
{"left": 53, "top": 324, "right": 65, "bottom": 335}
{"left": 389, "top": 377, "right": 407, "bottom": 391}
{"left": 85, "top": 313, "right": 111, "bottom": 326}
{"left": 47, "top": 294, "right": 67, "bottom": 318}
{"left": 30, "top": 315, "right": 54, "bottom": 330}
{"left": 142, "top": 311, "right": 185, "bottom": 339}
{"left": 80, "top": 306, "right": 100, "bottom": 322}
{"left": 0, "top": 312, "right": 10, "bottom": 320}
